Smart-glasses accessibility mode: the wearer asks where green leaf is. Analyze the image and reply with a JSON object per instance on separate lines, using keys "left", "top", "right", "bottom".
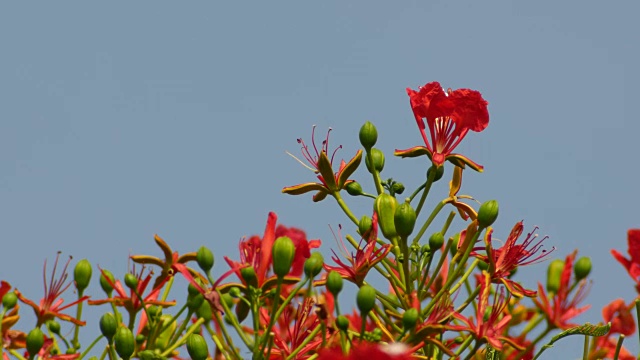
{"left": 532, "top": 323, "right": 611, "bottom": 360}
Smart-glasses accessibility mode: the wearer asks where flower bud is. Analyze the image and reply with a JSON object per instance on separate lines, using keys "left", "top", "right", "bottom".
{"left": 356, "top": 285, "right": 376, "bottom": 315}
{"left": 187, "top": 293, "right": 204, "bottom": 312}
{"left": 154, "top": 314, "right": 176, "bottom": 350}
{"left": 47, "top": 320, "right": 61, "bottom": 335}
{"left": 335, "top": 315, "right": 350, "bottom": 331}
{"left": 394, "top": 200, "right": 416, "bottom": 238}
{"left": 135, "top": 334, "right": 146, "bottom": 345}
{"left": 147, "top": 305, "right": 161, "bottom": 319}
{"left": 124, "top": 273, "right": 138, "bottom": 290}
{"left": 304, "top": 252, "right": 324, "bottom": 279}
{"left": 240, "top": 266, "right": 258, "bottom": 288}
{"left": 365, "top": 148, "right": 385, "bottom": 173}
{"left": 221, "top": 293, "right": 234, "bottom": 308}
{"left": 100, "top": 313, "right": 118, "bottom": 342}
{"left": 358, "top": 215, "right": 372, "bottom": 236}
{"left": 477, "top": 260, "right": 489, "bottom": 271}
{"left": 345, "top": 181, "right": 364, "bottom": 196}
{"left": 477, "top": 200, "right": 499, "bottom": 228}
{"left": 114, "top": 327, "right": 135, "bottom": 360}
{"left": 427, "top": 165, "right": 445, "bottom": 182}
{"left": 74, "top": 259, "right": 92, "bottom": 292}
{"left": 229, "top": 286, "right": 242, "bottom": 298}
{"left": 326, "top": 271, "right": 343, "bottom": 296}
{"left": 359, "top": 121, "right": 378, "bottom": 150}
{"left": 574, "top": 257, "right": 592, "bottom": 280}
{"left": 546, "top": 259, "right": 565, "bottom": 293}
{"left": 391, "top": 182, "right": 405, "bottom": 195}
{"left": 196, "top": 246, "right": 215, "bottom": 273}
{"left": 402, "top": 308, "right": 419, "bottom": 330}
{"left": 99, "top": 269, "right": 116, "bottom": 296}
{"left": 235, "top": 300, "right": 250, "bottom": 323}
{"left": 26, "top": 328, "right": 45, "bottom": 357}
{"left": 272, "top": 236, "right": 296, "bottom": 278}
{"left": 374, "top": 193, "right": 398, "bottom": 239}
{"left": 2, "top": 291, "right": 17, "bottom": 310}
{"left": 196, "top": 299, "right": 213, "bottom": 321}
{"left": 186, "top": 334, "right": 209, "bottom": 360}
{"left": 187, "top": 282, "right": 202, "bottom": 297}
{"left": 429, "top": 232, "right": 445, "bottom": 250}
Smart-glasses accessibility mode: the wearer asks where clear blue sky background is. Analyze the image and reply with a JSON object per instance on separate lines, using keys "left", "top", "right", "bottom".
{"left": 1, "top": 2, "right": 639, "bottom": 358}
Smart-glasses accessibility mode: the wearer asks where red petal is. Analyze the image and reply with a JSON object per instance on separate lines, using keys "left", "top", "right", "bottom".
{"left": 257, "top": 212, "right": 278, "bottom": 283}
{"left": 627, "top": 229, "right": 640, "bottom": 264}
{"left": 448, "top": 88, "right": 490, "bottom": 132}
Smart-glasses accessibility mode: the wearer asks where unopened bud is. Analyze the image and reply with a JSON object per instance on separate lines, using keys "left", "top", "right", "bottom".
{"left": 546, "top": 259, "right": 565, "bottom": 293}
{"left": 326, "top": 271, "right": 343, "bottom": 296}
{"left": 2, "top": 292, "right": 17, "bottom": 309}
{"left": 240, "top": 266, "right": 258, "bottom": 288}
{"left": 74, "top": 259, "right": 92, "bottom": 292}
{"left": 574, "top": 257, "right": 592, "bottom": 280}
{"left": 186, "top": 334, "right": 209, "bottom": 360}
{"left": 272, "top": 236, "right": 296, "bottom": 278}
{"left": 429, "top": 232, "right": 445, "bottom": 250}
{"left": 336, "top": 315, "right": 350, "bottom": 331}
{"left": 477, "top": 200, "right": 499, "bottom": 228}
{"left": 391, "top": 182, "right": 405, "bottom": 195}
{"left": 402, "top": 308, "right": 419, "bottom": 330}
{"left": 365, "top": 148, "right": 385, "bottom": 173}
{"left": 304, "top": 252, "right": 324, "bottom": 279}
{"left": 359, "top": 121, "right": 378, "bottom": 150}
{"left": 374, "top": 193, "right": 398, "bottom": 239}
{"left": 358, "top": 215, "right": 372, "bottom": 236}
{"left": 229, "top": 287, "right": 242, "bottom": 298}
{"left": 427, "top": 165, "right": 445, "bottom": 182}
{"left": 99, "top": 269, "right": 116, "bottom": 296}
{"left": 196, "top": 299, "right": 213, "bottom": 321}
{"left": 113, "top": 326, "right": 136, "bottom": 360}
{"left": 356, "top": 285, "right": 376, "bottom": 315}
{"left": 196, "top": 246, "right": 215, "bottom": 273}
{"left": 47, "top": 320, "right": 61, "bottom": 335}
{"left": 394, "top": 200, "right": 416, "bottom": 237}
{"left": 100, "top": 313, "right": 118, "bottom": 342}
{"left": 124, "top": 273, "right": 138, "bottom": 290}
{"left": 26, "top": 328, "right": 45, "bottom": 357}
{"left": 345, "top": 181, "right": 364, "bottom": 196}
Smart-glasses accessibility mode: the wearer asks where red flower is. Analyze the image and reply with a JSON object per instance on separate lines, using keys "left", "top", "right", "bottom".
{"left": 474, "top": 222, "right": 553, "bottom": 297}
{"left": 324, "top": 213, "right": 391, "bottom": 286}
{"left": 532, "top": 251, "right": 590, "bottom": 329}
{"left": 276, "top": 225, "right": 322, "bottom": 277}
{"left": 611, "top": 229, "right": 640, "bottom": 292}
{"left": 15, "top": 254, "right": 89, "bottom": 327}
{"left": 450, "top": 272, "right": 512, "bottom": 351}
{"left": 602, "top": 299, "right": 636, "bottom": 336}
{"left": 317, "top": 342, "right": 414, "bottom": 360}
{"left": 395, "top": 82, "right": 489, "bottom": 172}
{"left": 282, "top": 126, "right": 362, "bottom": 202}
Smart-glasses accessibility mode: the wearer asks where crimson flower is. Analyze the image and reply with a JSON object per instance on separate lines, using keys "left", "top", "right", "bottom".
{"left": 532, "top": 251, "right": 590, "bottom": 329}
{"left": 602, "top": 299, "right": 636, "bottom": 336}
{"left": 317, "top": 342, "right": 414, "bottom": 360}
{"left": 474, "top": 222, "right": 553, "bottom": 297}
{"left": 611, "top": 229, "right": 640, "bottom": 292}
{"left": 324, "top": 213, "right": 391, "bottom": 286}
{"left": 450, "top": 272, "right": 512, "bottom": 351}
{"left": 395, "top": 82, "right": 489, "bottom": 172}
{"left": 282, "top": 126, "right": 362, "bottom": 202}
{"left": 15, "top": 254, "right": 89, "bottom": 327}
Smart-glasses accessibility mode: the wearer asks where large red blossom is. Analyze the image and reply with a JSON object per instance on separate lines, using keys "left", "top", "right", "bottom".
{"left": 395, "top": 82, "right": 489, "bottom": 171}
{"left": 317, "top": 342, "right": 414, "bottom": 360}
{"left": 602, "top": 299, "right": 636, "bottom": 336}
{"left": 611, "top": 229, "right": 640, "bottom": 292}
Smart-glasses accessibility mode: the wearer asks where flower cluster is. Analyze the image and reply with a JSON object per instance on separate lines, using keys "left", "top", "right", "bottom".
{"left": 0, "top": 81, "right": 638, "bottom": 360}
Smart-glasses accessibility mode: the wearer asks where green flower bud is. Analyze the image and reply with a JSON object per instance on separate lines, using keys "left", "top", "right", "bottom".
{"left": 135, "top": 334, "right": 146, "bottom": 345}
{"left": 47, "top": 320, "right": 61, "bottom": 335}
{"left": 240, "top": 266, "right": 258, "bottom": 288}
{"left": 272, "top": 236, "right": 296, "bottom": 278}
{"left": 574, "top": 257, "right": 592, "bottom": 280}
{"left": 196, "top": 246, "right": 215, "bottom": 273}
{"left": 73, "top": 259, "right": 92, "bottom": 292}
{"left": 358, "top": 215, "right": 373, "bottom": 236}
{"left": 196, "top": 299, "right": 213, "bottom": 321}
{"left": 99, "top": 313, "right": 118, "bottom": 342}
{"left": 345, "top": 181, "right": 364, "bottom": 196}
{"left": 335, "top": 315, "right": 350, "bottom": 331}
{"left": 114, "top": 327, "right": 135, "bottom": 360}
{"left": 427, "top": 165, "right": 445, "bottom": 182}
{"left": 546, "top": 259, "right": 565, "bottom": 293}
{"left": 477, "top": 200, "right": 499, "bottom": 228}
{"left": 394, "top": 200, "right": 416, "bottom": 237}
{"left": 187, "top": 293, "right": 204, "bottom": 312}
{"left": 420, "top": 244, "right": 430, "bottom": 255}
{"left": 374, "top": 193, "right": 398, "bottom": 239}
{"left": 365, "top": 148, "right": 385, "bottom": 173}
{"left": 359, "top": 121, "right": 378, "bottom": 150}
{"left": 402, "top": 308, "right": 419, "bottom": 330}
{"left": 99, "top": 269, "right": 116, "bottom": 296}
{"left": 221, "top": 293, "right": 234, "bottom": 309}
{"left": 228, "top": 286, "right": 242, "bottom": 298}
{"left": 326, "top": 271, "right": 343, "bottom": 296}
{"left": 304, "top": 252, "right": 324, "bottom": 279}
{"left": 2, "top": 291, "right": 17, "bottom": 310}
{"left": 186, "top": 334, "right": 209, "bottom": 360}
{"left": 391, "top": 182, "right": 405, "bottom": 195}
{"left": 356, "top": 285, "right": 376, "bottom": 315}
{"left": 124, "top": 273, "right": 138, "bottom": 290}
{"left": 154, "top": 314, "right": 176, "bottom": 350}
{"left": 429, "top": 232, "right": 445, "bottom": 250}
{"left": 477, "top": 260, "right": 489, "bottom": 271}
{"left": 147, "top": 305, "right": 161, "bottom": 319}
{"left": 26, "top": 328, "right": 45, "bottom": 357}
{"left": 187, "top": 282, "right": 201, "bottom": 297}
{"left": 235, "top": 300, "right": 250, "bottom": 323}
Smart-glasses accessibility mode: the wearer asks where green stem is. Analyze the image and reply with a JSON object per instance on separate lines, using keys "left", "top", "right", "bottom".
{"left": 285, "top": 325, "right": 323, "bottom": 360}
{"left": 78, "top": 335, "right": 103, "bottom": 360}
{"left": 333, "top": 192, "right": 359, "bottom": 225}
{"left": 414, "top": 166, "right": 436, "bottom": 216}
{"left": 421, "top": 239, "right": 453, "bottom": 310}
{"left": 412, "top": 200, "right": 447, "bottom": 245}
{"left": 613, "top": 334, "right": 625, "bottom": 360}
{"left": 449, "top": 259, "right": 479, "bottom": 294}
{"left": 366, "top": 150, "right": 384, "bottom": 195}
{"left": 582, "top": 334, "right": 589, "bottom": 360}
{"left": 160, "top": 317, "right": 205, "bottom": 357}
{"left": 528, "top": 326, "right": 553, "bottom": 360}
{"left": 7, "top": 349, "right": 27, "bottom": 360}
{"left": 160, "top": 275, "right": 174, "bottom": 302}
{"left": 258, "top": 279, "right": 284, "bottom": 359}
{"left": 72, "top": 289, "right": 85, "bottom": 350}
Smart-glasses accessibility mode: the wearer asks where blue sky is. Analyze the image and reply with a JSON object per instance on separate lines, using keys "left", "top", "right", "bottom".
{"left": 1, "top": 1, "right": 639, "bottom": 357}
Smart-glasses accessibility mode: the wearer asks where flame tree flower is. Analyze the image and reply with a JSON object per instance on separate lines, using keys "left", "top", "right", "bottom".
{"left": 282, "top": 126, "right": 362, "bottom": 202}
{"left": 611, "top": 229, "right": 640, "bottom": 293}
{"left": 474, "top": 222, "right": 554, "bottom": 297}
{"left": 395, "top": 81, "right": 489, "bottom": 172}
{"left": 14, "top": 253, "right": 89, "bottom": 327}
